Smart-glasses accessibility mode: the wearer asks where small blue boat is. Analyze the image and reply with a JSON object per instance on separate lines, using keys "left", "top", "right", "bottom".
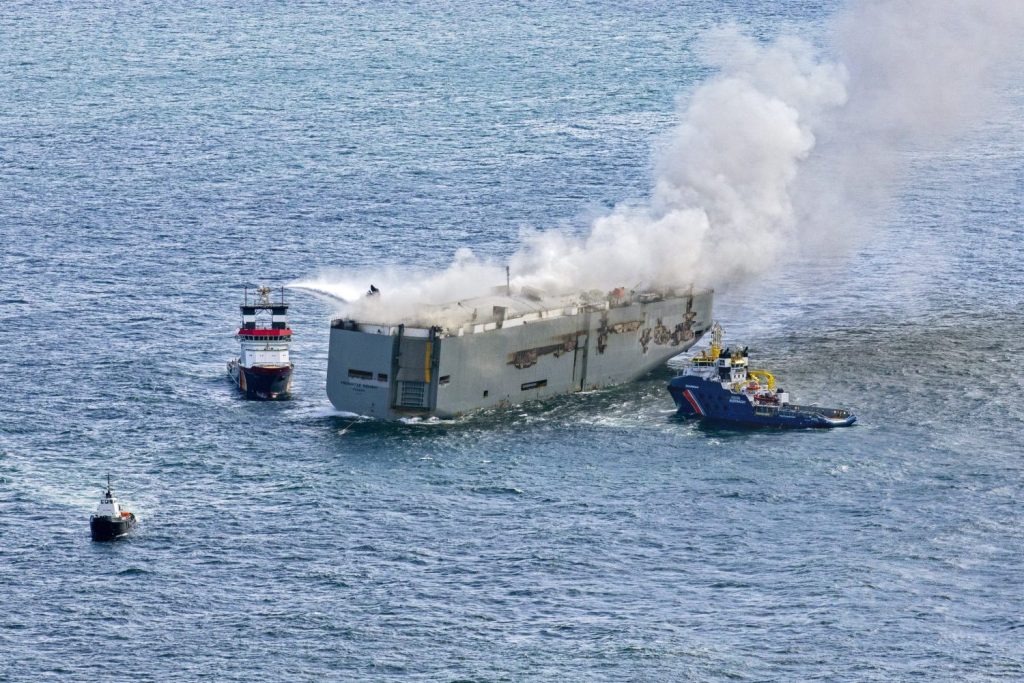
{"left": 667, "top": 324, "right": 856, "bottom": 428}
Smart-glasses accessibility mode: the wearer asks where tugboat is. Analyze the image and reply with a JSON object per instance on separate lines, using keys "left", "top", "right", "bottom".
{"left": 227, "top": 285, "right": 294, "bottom": 400}
{"left": 668, "top": 323, "right": 856, "bottom": 428}
{"left": 90, "top": 475, "right": 137, "bottom": 541}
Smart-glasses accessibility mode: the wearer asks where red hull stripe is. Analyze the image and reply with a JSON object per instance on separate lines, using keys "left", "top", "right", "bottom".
{"left": 237, "top": 328, "right": 292, "bottom": 337}
{"left": 683, "top": 389, "right": 705, "bottom": 416}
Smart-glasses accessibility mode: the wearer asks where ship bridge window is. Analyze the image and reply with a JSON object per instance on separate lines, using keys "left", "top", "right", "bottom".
{"left": 348, "top": 369, "right": 374, "bottom": 380}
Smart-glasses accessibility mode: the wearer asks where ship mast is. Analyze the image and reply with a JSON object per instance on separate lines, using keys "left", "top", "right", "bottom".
{"left": 709, "top": 322, "right": 723, "bottom": 359}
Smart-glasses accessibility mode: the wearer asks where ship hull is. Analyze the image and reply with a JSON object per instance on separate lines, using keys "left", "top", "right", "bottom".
{"left": 327, "top": 290, "right": 713, "bottom": 420}
{"left": 668, "top": 376, "right": 855, "bottom": 428}
{"left": 90, "top": 514, "right": 136, "bottom": 542}
{"left": 229, "top": 361, "right": 293, "bottom": 400}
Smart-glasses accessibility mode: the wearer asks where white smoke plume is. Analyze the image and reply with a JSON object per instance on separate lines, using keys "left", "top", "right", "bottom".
{"left": 795, "top": 0, "right": 1024, "bottom": 250}
{"left": 295, "top": 0, "right": 1024, "bottom": 323}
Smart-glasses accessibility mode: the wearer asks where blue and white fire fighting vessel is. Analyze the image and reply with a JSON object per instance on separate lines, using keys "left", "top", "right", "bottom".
{"left": 668, "top": 324, "right": 856, "bottom": 428}
{"left": 228, "top": 285, "right": 294, "bottom": 400}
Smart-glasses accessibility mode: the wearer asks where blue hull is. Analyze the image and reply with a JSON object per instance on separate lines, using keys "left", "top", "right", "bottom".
{"left": 668, "top": 376, "right": 855, "bottom": 428}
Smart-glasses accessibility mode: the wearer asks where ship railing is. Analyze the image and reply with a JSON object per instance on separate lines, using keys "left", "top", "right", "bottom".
{"left": 784, "top": 404, "right": 847, "bottom": 419}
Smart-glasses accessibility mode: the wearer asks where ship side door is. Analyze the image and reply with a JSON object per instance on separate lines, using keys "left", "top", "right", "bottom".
{"left": 392, "top": 327, "right": 438, "bottom": 412}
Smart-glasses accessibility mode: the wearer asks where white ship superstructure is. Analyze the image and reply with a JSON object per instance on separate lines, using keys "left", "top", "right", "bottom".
{"left": 228, "top": 286, "right": 294, "bottom": 400}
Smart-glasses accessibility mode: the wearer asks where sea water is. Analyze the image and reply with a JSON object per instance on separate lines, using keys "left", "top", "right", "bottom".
{"left": 1, "top": 1, "right": 1021, "bottom": 680}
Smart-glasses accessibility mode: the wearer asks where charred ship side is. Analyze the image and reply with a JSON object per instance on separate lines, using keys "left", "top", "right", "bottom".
{"left": 228, "top": 286, "right": 294, "bottom": 400}
{"left": 326, "top": 286, "right": 713, "bottom": 420}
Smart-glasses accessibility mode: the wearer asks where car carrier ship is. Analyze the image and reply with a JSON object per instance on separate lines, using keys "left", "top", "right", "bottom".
{"left": 326, "top": 286, "right": 713, "bottom": 420}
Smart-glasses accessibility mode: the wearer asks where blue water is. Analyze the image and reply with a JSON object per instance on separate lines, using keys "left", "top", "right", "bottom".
{"left": 2, "top": 2, "right": 1022, "bottom": 680}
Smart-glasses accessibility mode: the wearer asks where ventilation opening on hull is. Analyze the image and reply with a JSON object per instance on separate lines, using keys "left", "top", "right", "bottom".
{"left": 348, "top": 369, "right": 373, "bottom": 380}
{"left": 521, "top": 380, "right": 548, "bottom": 391}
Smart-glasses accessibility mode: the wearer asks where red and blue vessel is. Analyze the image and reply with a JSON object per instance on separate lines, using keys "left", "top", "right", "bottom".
{"left": 668, "top": 323, "right": 856, "bottom": 428}
{"left": 228, "top": 285, "right": 294, "bottom": 400}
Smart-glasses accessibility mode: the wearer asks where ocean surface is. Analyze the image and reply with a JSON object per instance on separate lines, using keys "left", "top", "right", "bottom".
{"left": 2, "top": 1, "right": 1022, "bottom": 680}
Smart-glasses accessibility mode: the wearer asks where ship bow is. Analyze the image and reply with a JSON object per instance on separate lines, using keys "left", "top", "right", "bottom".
{"left": 241, "top": 365, "right": 293, "bottom": 400}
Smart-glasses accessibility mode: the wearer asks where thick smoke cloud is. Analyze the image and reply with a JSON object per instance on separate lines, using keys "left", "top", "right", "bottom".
{"left": 795, "top": 0, "right": 1024, "bottom": 250}
{"left": 296, "top": 0, "right": 1023, "bottom": 324}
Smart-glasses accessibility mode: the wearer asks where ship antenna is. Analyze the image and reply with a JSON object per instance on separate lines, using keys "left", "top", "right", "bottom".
{"left": 710, "top": 322, "right": 723, "bottom": 359}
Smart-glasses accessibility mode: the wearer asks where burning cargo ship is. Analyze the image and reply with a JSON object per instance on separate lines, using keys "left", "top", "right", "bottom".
{"left": 326, "top": 286, "right": 713, "bottom": 420}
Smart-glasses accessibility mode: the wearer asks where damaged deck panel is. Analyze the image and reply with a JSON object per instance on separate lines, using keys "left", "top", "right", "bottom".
{"left": 326, "top": 287, "right": 714, "bottom": 420}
